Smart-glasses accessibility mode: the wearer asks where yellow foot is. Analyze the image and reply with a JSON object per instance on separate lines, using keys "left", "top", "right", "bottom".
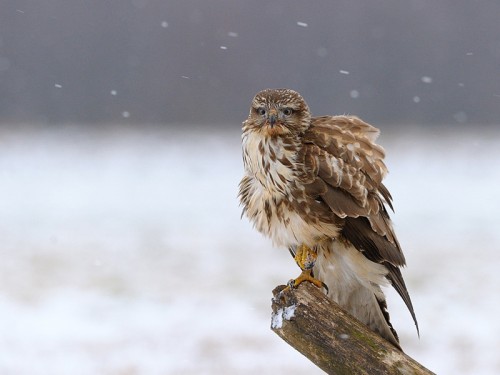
{"left": 287, "top": 269, "right": 328, "bottom": 293}
{"left": 286, "top": 243, "right": 329, "bottom": 293}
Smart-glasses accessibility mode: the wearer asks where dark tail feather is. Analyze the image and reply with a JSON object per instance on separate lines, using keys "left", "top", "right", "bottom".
{"left": 375, "top": 293, "right": 402, "bottom": 350}
{"left": 385, "top": 263, "right": 420, "bottom": 337}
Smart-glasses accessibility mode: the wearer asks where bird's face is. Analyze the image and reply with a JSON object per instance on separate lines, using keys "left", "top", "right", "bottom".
{"left": 244, "top": 89, "right": 311, "bottom": 137}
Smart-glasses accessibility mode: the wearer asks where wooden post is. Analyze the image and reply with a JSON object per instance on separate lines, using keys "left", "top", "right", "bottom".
{"left": 271, "top": 283, "right": 435, "bottom": 375}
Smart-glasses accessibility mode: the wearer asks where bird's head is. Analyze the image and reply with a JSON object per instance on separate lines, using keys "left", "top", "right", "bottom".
{"left": 244, "top": 89, "right": 311, "bottom": 137}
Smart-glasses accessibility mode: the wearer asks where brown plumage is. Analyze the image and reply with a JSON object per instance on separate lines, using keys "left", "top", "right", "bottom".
{"left": 239, "top": 88, "right": 418, "bottom": 349}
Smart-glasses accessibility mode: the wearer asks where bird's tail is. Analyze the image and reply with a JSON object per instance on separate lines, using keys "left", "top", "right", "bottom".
{"left": 313, "top": 241, "right": 402, "bottom": 349}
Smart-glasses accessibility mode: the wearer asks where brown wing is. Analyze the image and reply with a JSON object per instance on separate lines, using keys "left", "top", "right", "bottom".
{"left": 299, "top": 115, "right": 418, "bottom": 332}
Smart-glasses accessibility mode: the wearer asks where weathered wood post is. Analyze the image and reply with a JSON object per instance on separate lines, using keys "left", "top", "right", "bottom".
{"left": 271, "top": 283, "right": 435, "bottom": 375}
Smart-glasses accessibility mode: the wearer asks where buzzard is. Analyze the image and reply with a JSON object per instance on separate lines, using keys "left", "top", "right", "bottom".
{"left": 238, "top": 88, "right": 418, "bottom": 349}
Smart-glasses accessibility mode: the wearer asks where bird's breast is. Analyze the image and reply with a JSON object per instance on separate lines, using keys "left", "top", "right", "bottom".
{"left": 241, "top": 133, "right": 339, "bottom": 247}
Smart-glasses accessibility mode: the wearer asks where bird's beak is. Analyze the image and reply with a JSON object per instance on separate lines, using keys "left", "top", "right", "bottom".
{"left": 267, "top": 109, "right": 278, "bottom": 127}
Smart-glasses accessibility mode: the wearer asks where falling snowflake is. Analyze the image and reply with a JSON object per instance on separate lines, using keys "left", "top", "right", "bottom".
{"left": 350, "top": 90, "right": 359, "bottom": 99}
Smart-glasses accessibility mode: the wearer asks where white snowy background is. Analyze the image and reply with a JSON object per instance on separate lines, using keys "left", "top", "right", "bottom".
{"left": 0, "top": 124, "right": 499, "bottom": 374}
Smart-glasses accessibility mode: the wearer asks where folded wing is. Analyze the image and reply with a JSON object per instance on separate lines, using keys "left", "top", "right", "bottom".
{"left": 298, "top": 115, "right": 418, "bottom": 333}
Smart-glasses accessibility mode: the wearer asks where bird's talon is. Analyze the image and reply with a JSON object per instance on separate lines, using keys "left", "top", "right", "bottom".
{"left": 321, "top": 281, "right": 329, "bottom": 294}
{"left": 288, "top": 269, "right": 328, "bottom": 293}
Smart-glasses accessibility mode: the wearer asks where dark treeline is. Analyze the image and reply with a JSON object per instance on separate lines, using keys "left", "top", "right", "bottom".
{"left": 1, "top": 0, "right": 499, "bottom": 126}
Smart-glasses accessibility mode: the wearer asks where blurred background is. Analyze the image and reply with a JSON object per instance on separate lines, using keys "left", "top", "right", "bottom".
{"left": 1, "top": 1, "right": 499, "bottom": 374}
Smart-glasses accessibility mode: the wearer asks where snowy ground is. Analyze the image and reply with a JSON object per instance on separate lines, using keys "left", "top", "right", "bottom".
{"left": 0, "top": 124, "right": 499, "bottom": 374}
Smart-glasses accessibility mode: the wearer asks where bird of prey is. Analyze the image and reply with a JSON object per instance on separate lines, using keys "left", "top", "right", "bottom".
{"left": 238, "top": 88, "right": 418, "bottom": 349}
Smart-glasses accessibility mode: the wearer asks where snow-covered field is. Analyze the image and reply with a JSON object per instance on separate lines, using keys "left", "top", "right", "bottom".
{"left": 0, "top": 124, "right": 499, "bottom": 374}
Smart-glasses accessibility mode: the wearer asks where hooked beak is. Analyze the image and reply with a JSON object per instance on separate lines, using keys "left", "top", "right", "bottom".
{"left": 267, "top": 109, "right": 278, "bottom": 127}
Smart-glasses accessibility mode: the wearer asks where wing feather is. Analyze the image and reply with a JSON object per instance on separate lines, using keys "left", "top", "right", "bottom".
{"left": 301, "top": 115, "right": 399, "bottom": 248}
{"left": 299, "top": 115, "right": 418, "bottom": 330}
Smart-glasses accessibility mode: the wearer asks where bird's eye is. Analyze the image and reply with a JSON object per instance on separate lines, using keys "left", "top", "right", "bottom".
{"left": 256, "top": 107, "right": 266, "bottom": 116}
{"left": 282, "top": 108, "right": 293, "bottom": 116}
